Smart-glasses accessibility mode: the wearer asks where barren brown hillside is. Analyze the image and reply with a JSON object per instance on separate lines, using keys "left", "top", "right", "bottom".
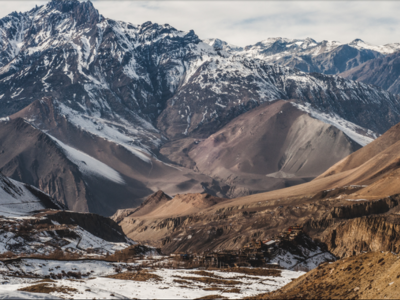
{"left": 255, "top": 251, "right": 400, "bottom": 299}
{"left": 116, "top": 118, "right": 400, "bottom": 256}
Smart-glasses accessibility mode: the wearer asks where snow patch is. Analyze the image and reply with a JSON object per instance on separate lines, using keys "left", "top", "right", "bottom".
{"left": 291, "top": 102, "right": 376, "bottom": 146}
{"left": 48, "top": 135, "right": 125, "bottom": 185}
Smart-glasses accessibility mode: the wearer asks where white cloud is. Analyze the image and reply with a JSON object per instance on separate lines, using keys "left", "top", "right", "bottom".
{"left": 1, "top": 0, "right": 399, "bottom": 47}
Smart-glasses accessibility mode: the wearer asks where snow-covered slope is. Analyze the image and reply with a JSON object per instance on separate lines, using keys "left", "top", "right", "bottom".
{"left": 291, "top": 102, "right": 376, "bottom": 146}
{"left": 49, "top": 135, "right": 125, "bottom": 184}
{"left": 0, "top": 172, "right": 63, "bottom": 217}
{"left": 0, "top": 260, "right": 304, "bottom": 299}
{"left": 158, "top": 55, "right": 400, "bottom": 140}
{"left": 0, "top": 172, "right": 136, "bottom": 257}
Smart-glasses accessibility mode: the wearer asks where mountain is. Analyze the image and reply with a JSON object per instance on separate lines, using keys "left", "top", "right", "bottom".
{"left": 117, "top": 118, "right": 400, "bottom": 257}
{"left": 214, "top": 37, "right": 400, "bottom": 75}
{"left": 341, "top": 51, "right": 400, "bottom": 95}
{"left": 1, "top": 0, "right": 400, "bottom": 214}
{"left": 157, "top": 55, "right": 400, "bottom": 139}
{"left": 162, "top": 100, "right": 362, "bottom": 198}
{"left": 1, "top": 0, "right": 399, "bottom": 139}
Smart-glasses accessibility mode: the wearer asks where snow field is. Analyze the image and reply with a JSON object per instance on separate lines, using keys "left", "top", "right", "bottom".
{"left": 48, "top": 135, "right": 126, "bottom": 185}
{"left": 0, "top": 259, "right": 305, "bottom": 299}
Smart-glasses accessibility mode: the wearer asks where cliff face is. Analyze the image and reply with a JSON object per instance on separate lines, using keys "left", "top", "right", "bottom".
{"left": 319, "top": 215, "right": 400, "bottom": 257}
{"left": 304, "top": 195, "right": 400, "bottom": 257}
{"left": 118, "top": 187, "right": 400, "bottom": 259}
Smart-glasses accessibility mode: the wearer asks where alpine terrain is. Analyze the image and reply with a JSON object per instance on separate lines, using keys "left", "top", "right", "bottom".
{"left": 2, "top": 0, "right": 400, "bottom": 298}
{"left": 0, "top": 0, "right": 400, "bottom": 215}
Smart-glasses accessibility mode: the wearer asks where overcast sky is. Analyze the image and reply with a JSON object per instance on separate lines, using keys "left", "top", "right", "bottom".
{"left": 1, "top": 1, "right": 399, "bottom": 47}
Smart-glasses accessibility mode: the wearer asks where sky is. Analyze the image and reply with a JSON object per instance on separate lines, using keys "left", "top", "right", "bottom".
{"left": 1, "top": 0, "right": 399, "bottom": 47}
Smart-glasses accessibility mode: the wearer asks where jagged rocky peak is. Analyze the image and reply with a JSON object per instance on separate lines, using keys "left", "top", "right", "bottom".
{"left": 45, "top": 0, "right": 102, "bottom": 27}
{"left": 136, "top": 20, "right": 200, "bottom": 45}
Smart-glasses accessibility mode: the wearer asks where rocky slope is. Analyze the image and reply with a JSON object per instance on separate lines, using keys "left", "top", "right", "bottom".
{"left": 341, "top": 51, "right": 400, "bottom": 95}
{"left": 0, "top": 171, "right": 64, "bottom": 217}
{"left": 255, "top": 252, "right": 400, "bottom": 299}
{"left": 0, "top": 115, "right": 221, "bottom": 216}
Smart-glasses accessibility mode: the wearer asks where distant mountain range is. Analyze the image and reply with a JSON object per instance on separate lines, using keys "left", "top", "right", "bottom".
{"left": 341, "top": 51, "right": 400, "bottom": 95}
{"left": 0, "top": 0, "right": 400, "bottom": 215}
{"left": 205, "top": 37, "right": 400, "bottom": 75}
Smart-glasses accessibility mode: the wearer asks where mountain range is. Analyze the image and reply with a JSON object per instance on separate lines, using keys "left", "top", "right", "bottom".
{"left": 206, "top": 37, "right": 400, "bottom": 75}
{"left": 2, "top": 0, "right": 400, "bottom": 298}
{"left": 0, "top": 0, "right": 400, "bottom": 216}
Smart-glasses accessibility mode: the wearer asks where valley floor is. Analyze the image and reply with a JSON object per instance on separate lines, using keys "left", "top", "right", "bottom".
{"left": 0, "top": 256, "right": 303, "bottom": 299}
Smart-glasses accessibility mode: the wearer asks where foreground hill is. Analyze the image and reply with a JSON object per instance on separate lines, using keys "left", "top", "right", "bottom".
{"left": 257, "top": 252, "right": 400, "bottom": 299}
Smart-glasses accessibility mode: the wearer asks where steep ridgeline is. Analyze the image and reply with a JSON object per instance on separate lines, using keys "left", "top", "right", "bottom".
{"left": 0, "top": 171, "right": 64, "bottom": 217}
{"left": 0, "top": 0, "right": 400, "bottom": 214}
{"left": 206, "top": 37, "right": 400, "bottom": 75}
{"left": 341, "top": 51, "right": 400, "bottom": 95}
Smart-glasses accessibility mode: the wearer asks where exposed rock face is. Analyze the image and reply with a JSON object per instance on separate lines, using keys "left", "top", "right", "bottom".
{"left": 119, "top": 189, "right": 400, "bottom": 259}
{"left": 341, "top": 51, "right": 400, "bottom": 95}
{"left": 47, "top": 210, "right": 128, "bottom": 243}
{"left": 304, "top": 196, "right": 400, "bottom": 257}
